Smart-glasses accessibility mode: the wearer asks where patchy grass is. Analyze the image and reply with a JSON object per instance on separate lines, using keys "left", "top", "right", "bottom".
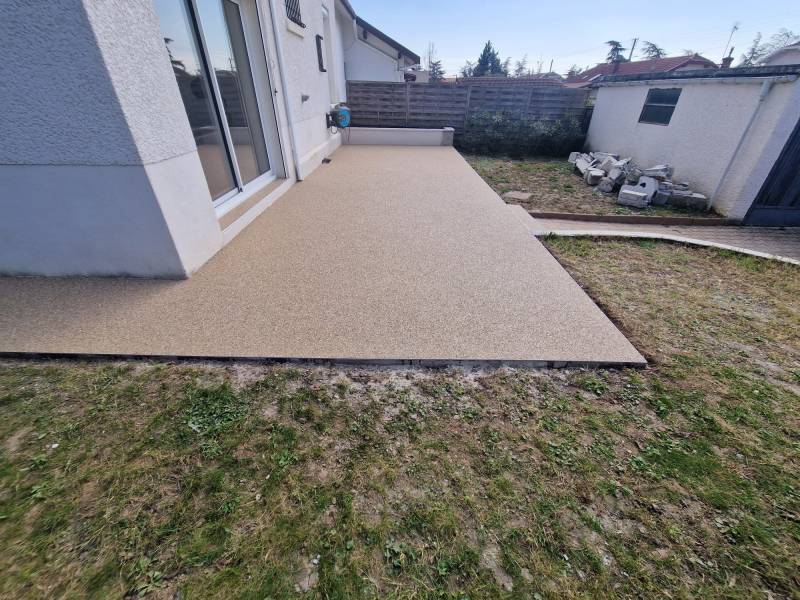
{"left": 1, "top": 239, "right": 798, "bottom": 598}
{"left": 464, "top": 154, "right": 720, "bottom": 218}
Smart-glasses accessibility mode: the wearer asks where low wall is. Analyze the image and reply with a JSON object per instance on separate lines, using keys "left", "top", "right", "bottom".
{"left": 345, "top": 127, "right": 454, "bottom": 146}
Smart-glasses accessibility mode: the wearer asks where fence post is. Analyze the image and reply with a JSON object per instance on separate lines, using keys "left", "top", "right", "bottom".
{"left": 526, "top": 87, "right": 535, "bottom": 116}
{"left": 464, "top": 85, "right": 473, "bottom": 130}
{"left": 405, "top": 83, "right": 410, "bottom": 128}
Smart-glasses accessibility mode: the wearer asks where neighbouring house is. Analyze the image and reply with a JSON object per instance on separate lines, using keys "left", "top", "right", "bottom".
{"left": 0, "top": 0, "right": 418, "bottom": 278}
{"left": 566, "top": 54, "right": 718, "bottom": 98}
{"left": 762, "top": 42, "right": 800, "bottom": 66}
{"left": 585, "top": 65, "right": 800, "bottom": 225}
{"left": 343, "top": 16, "right": 421, "bottom": 82}
{"left": 456, "top": 74, "right": 564, "bottom": 85}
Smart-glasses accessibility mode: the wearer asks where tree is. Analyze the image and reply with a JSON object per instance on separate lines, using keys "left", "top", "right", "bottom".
{"left": 513, "top": 54, "right": 529, "bottom": 77}
{"left": 566, "top": 64, "right": 581, "bottom": 77}
{"left": 459, "top": 60, "right": 475, "bottom": 77}
{"left": 473, "top": 41, "right": 506, "bottom": 77}
{"left": 428, "top": 59, "right": 445, "bottom": 82}
{"left": 424, "top": 42, "right": 437, "bottom": 71}
{"left": 739, "top": 33, "right": 763, "bottom": 66}
{"left": 740, "top": 29, "right": 800, "bottom": 65}
{"left": 605, "top": 40, "right": 627, "bottom": 63}
{"left": 640, "top": 41, "right": 666, "bottom": 59}
{"left": 501, "top": 56, "right": 511, "bottom": 76}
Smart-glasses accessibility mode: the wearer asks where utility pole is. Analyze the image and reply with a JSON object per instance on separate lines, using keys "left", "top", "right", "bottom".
{"left": 628, "top": 38, "right": 638, "bottom": 61}
{"left": 548, "top": 58, "right": 553, "bottom": 74}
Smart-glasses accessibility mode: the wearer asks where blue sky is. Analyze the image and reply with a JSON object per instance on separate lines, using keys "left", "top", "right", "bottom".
{"left": 353, "top": 0, "right": 800, "bottom": 75}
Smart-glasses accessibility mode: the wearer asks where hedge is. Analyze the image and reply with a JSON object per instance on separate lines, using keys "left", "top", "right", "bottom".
{"left": 455, "top": 111, "right": 586, "bottom": 157}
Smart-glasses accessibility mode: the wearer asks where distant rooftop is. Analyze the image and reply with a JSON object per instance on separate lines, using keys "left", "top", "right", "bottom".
{"left": 565, "top": 54, "right": 718, "bottom": 87}
{"left": 594, "top": 64, "right": 800, "bottom": 85}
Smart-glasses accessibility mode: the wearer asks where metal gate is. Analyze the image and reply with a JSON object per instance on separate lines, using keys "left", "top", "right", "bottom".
{"left": 744, "top": 118, "right": 800, "bottom": 226}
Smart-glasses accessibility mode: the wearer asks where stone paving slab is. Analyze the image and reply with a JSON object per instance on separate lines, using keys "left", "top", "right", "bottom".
{"left": 532, "top": 218, "right": 800, "bottom": 264}
{"left": 0, "top": 146, "right": 644, "bottom": 366}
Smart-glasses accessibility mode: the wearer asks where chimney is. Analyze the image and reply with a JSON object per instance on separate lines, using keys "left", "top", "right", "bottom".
{"left": 720, "top": 56, "right": 734, "bottom": 69}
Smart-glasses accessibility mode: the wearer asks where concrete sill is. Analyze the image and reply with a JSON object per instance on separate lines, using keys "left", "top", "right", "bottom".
{"left": 285, "top": 18, "right": 305, "bottom": 38}
{"left": 216, "top": 177, "right": 287, "bottom": 231}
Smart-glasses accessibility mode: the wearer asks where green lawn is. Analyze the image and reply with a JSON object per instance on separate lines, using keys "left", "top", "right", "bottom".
{"left": 1, "top": 238, "right": 798, "bottom": 599}
{"left": 464, "top": 155, "right": 721, "bottom": 218}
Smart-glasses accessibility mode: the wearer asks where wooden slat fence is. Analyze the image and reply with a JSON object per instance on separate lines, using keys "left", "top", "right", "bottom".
{"left": 346, "top": 81, "right": 589, "bottom": 133}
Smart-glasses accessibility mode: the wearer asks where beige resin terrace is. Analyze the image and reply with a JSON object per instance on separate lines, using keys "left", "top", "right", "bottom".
{"left": 0, "top": 145, "right": 643, "bottom": 367}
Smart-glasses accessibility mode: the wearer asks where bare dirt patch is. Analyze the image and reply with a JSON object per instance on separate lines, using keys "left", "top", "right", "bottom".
{"left": 464, "top": 154, "right": 720, "bottom": 218}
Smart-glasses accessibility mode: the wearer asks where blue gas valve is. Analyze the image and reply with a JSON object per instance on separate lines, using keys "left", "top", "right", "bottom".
{"left": 327, "top": 104, "right": 351, "bottom": 129}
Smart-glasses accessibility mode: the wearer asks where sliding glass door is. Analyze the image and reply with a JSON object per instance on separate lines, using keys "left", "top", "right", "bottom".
{"left": 155, "top": 0, "right": 275, "bottom": 203}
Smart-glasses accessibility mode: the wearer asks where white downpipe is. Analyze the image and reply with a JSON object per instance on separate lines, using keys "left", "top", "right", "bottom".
{"left": 267, "top": 0, "right": 304, "bottom": 181}
{"left": 710, "top": 78, "right": 775, "bottom": 208}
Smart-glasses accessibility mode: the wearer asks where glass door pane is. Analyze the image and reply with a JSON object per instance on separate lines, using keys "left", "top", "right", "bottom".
{"left": 153, "top": 0, "right": 236, "bottom": 200}
{"left": 195, "top": 0, "right": 270, "bottom": 185}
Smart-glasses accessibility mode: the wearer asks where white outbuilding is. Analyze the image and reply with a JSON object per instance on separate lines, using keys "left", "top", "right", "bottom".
{"left": 586, "top": 65, "right": 800, "bottom": 225}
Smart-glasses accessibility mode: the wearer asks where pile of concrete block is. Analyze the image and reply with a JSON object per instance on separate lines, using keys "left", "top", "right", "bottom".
{"left": 568, "top": 152, "right": 708, "bottom": 211}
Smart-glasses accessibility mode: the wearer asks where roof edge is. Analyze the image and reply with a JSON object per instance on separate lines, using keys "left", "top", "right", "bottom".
{"left": 593, "top": 64, "right": 800, "bottom": 85}
{"left": 355, "top": 16, "right": 420, "bottom": 64}
{"left": 337, "top": 0, "right": 356, "bottom": 19}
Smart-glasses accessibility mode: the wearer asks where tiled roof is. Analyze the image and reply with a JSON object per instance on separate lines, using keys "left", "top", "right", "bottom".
{"left": 565, "top": 55, "right": 718, "bottom": 86}
{"left": 596, "top": 64, "right": 800, "bottom": 84}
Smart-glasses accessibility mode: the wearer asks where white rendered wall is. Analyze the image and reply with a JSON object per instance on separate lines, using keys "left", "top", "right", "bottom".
{"left": 586, "top": 79, "right": 798, "bottom": 217}
{"left": 345, "top": 39, "right": 404, "bottom": 82}
{"left": 715, "top": 80, "right": 800, "bottom": 218}
{"left": 0, "top": 0, "right": 222, "bottom": 277}
{"left": 763, "top": 48, "right": 800, "bottom": 66}
{"left": 273, "top": 0, "right": 353, "bottom": 178}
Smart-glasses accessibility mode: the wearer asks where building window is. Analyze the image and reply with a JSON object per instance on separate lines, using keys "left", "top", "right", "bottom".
{"left": 285, "top": 0, "right": 305, "bottom": 28}
{"left": 154, "top": 0, "right": 275, "bottom": 203}
{"left": 639, "top": 88, "right": 681, "bottom": 125}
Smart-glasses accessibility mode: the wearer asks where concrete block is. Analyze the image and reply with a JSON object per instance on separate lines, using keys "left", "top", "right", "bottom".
{"left": 617, "top": 188, "right": 649, "bottom": 208}
{"left": 608, "top": 167, "right": 625, "bottom": 183}
{"left": 585, "top": 168, "right": 604, "bottom": 186}
{"left": 668, "top": 192, "right": 708, "bottom": 211}
{"left": 634, "top": 176, "right": 658, "bottom": 201}
{"left": 625, "top": 167, "right": 643, "bottom": 184}
{"left": 598, "top": 156, "right": 616, "bottom": 174}
{"left": 503, "top": 191, "right": 532, "bottom": 201}
{"left": 653, "top": 190, "right": 671, "bottom": 206}
{"left": 590, "top": 152, "right": 619, "bottom": 162}
{"left": 568, "top": 151, "right": 580, "bottom": 164}
{"left": 597, "top": 177, "right": 616, "bottom": 193}
{"left": 575, "top": 157, "right": 592, "bottom": 175}
{"left": 642, "top": 164, "right": 674, "bottom": 180}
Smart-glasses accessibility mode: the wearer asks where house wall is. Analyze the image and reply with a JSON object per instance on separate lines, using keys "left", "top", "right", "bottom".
{"left": 763, "top": 47, "right": 800, "bottom": 66}
{"left": 586, "top": 78, "right": 800, "bottom": 218}
{"left": 0, "top": 0, "right": 222, "bottom": 277}
{"left": 272, "top": 0, "right": 351, "bottom": 178}
{"left": 344, "top": 38, "right": 405, "bottom": 82}
{"left": 0, "top": 0, "right": 401, "bottom": 278}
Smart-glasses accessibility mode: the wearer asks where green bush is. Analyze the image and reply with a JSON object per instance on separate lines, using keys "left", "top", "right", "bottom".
{"left": 455, "top": 111, "right": 585, "bottom": 157}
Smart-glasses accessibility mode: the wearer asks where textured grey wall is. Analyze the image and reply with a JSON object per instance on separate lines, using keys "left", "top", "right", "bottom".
{"left": 0, "top": 0, "right": 195, "bottom": 166}
{"left": 83, "top": 0, "right": 197, "bottom": 164}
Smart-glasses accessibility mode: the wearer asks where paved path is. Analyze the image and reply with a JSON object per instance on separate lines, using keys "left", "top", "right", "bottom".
{"left": 0, "top": 146, "right": 644, "bottom": 366}
{"left": 531, "top": 218, "right": 800, "bottom": 264}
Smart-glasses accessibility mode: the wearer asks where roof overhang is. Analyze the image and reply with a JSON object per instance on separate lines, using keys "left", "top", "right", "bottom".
{"left": 337, "top": 0, "right": 356, "bottom": 19}
{"left": 592, "top": 65, "right": 800, "bottom": 87}
{"left": 355, "top": 16, "right": 420, "bottom": 64}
